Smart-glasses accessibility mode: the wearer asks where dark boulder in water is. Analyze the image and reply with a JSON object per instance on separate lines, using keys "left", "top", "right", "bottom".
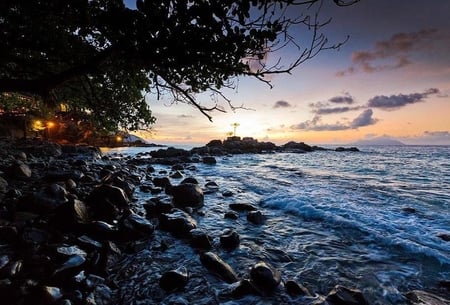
{"left": 199, "top": 252, "right": 239, "bottom": 284}
{"left": 229, "top": 203, "right": 257, "bottom": 212}
{"left": 170, "top": 183, "right": 204, "bottom": 208}
{"left": 220, "top": 229, "right": 240, "bottom": 250}
{"left": 249, "top": 261, "right": 281, "bottom": 295}
{"left": 202, "top": 156, "right": 217, "bottom": 165}
{"left": 189, "top": 228, "right": 213, "bottom": 249}
{"left": 159, "top": 266, "right": 189, "bottom": 292}
{"left": 159, "top": 209, "right": 197, "bottom": 236}
{"left": 247, "top": 210, "right": 265, "bottom": 225}
{"left": 119, "top": 212, "right": 154, "bottom": 240}
{"left": 285, "top": 279, "right": 311, "bottom": 296}
{"left": 143, "top": 198, "right": 174, "bottom": 217}
{"left": 324, "top": 285, "right": 368, "bottom": 305}
{"left": 153, "top": 177, "right": 172, "bottom": 189}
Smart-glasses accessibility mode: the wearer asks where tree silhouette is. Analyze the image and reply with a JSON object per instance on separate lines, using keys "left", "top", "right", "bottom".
{"left": 0, "top": 0, "right": 359, "bottom": 130}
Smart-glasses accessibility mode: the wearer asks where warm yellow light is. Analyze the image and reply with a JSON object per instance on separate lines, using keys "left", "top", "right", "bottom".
{"left": 32, "top": 120, "right": 45, "bottom": 131}
{"left": 116, "top": 136, "right": 122, "bottom": 142}
{"left": 47, "top": 121, "right": 55, "bottom": 128}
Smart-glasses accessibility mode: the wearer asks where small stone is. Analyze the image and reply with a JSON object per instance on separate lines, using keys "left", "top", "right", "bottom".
{"left": 200, "top": 252, "right": 239, "bottom": 284}
{"left": 224, "top": 211, "right": 239, "bottom": 220}
{"left": 189, "top": 229, "right": 213, "bottom": 249}
{"left": 285, "top": 280, "right": 311, "bottom": 296}
{"left": 229, "top": 203, "right": 257, "bottom": 212}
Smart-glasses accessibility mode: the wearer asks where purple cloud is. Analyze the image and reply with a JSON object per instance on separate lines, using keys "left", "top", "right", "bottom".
{"left": 367, "top": 88, "right": 440, "bottom": 110}
{"left": 273, "top": 100, "right": 292, "bottom": 109}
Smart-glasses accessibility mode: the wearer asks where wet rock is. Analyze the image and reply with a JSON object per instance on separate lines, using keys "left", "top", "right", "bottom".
{"left": 159, "top": 209, "right": 197, "bottom": 236}
{"left": 222, "top": 190, "right": 234, "bottom": 197}
{"left": 119, "top": 212, "right": 154, "bottom": 240}
{"left": 153, "top": 177, "right": 172, "bottom": 189}
{"left": 230, "top": 279, "right": 256, "bottom": 298}
{"left": 85, "top": 221, "right": 119, "bottom": 241}
{"left": 335, "top": 146, "right": 359, "bottom": 152}
{"left": 0, "top": 259, "right": 23, "bottom": 278}
{"left": 249, "top": 261, "right": 281, "bottom": 295}
{"left": 0, "top": 226, "right": 18, "bottom": 243}
{"left": 42, "top": 170, "right": 84, "bottom": 183}
{"left": 0, "top": 176, "right": 8, "bottom": 193}
{"left": 143, "top": 198, "right": 174, "bottom": 216}
{"left": 405, "top": 290, "right": 450, "bottom": 305}
{"left": 189, "top": 228, "right": 213, "bottom": 249}
{"left": 159, "top": 266, "right": 189, "bottom": 292}
{"left": 202, "top": 156, "right": 217, "bottom": 165}
{"left": 170, "top": 170, "right": 183, "bottom": 179}
{"left": 180, "top": 177, "right": 198, "bottom": 185}
{"left": 285, "top": 279, "right": 311, "bottom": 296}
{"left": 402, "top": 206, "right": 417, "bottom": 214}
{"left": 8, "top": 161, "right": 32, "bottom": 179}
{"left": 247, "top": 210, "right": 265, "bottom": 224}
{"left": 87, "top": 184, "right": 129, "bottom": 221}
{"left": 15, "top": 151, "right": 27, "bottom": 161}
{"left": 32, "top": 183, "right": 69, "bottom": 212}
{"left": 229, "top": 203, "right": 257, "bottom": 212}
{"left": 53, "top": 254, "right": 86, "bottom": 277}
{"left": 77, "top": 235, "right": 102, "bottom": 250}
{"left": 170, "top": 183, "right": 204, "bottom": 208}
{"left": 325, "top": 285, "right": 368, "bottom": 305}
{"left": 22, "top": 227, "right": 51, "bottom": 245}
{"left": 224, "top": 211, "right": 239, "bottom": 220}
{"left": 199, "top": 252, "right": 239, "bottom": 284}
{"left": 220, "top": 229, "right": 240, "bottom": 250}
{"left": 204, "top": 181, "right": 219, "bottom": 193}
{"left": 34, "top": 286, "right": 63, "bottom": 305}
{"left": 437, "top": 232, "right": 450, "bottom": 242}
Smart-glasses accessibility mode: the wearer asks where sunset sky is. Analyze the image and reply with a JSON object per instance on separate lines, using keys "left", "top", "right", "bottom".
{"left": 126, "top": 0, "right": 450, "bottom": 145}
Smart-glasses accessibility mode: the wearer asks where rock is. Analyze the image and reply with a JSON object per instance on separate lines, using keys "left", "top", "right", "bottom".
{"left": 230, "top": 279, "right": 256, "bottom": 298}
{"left": 170, "top": 171, "right": 183, "bottom": 179}
{"left": 220, "top": 229, "right": 240, "bottom": 250}
{"left": 34, "top": 286, "right": 63, "bottom": 305}
{"left": 180, "top": 177, "right": 199, "bottom": 185}
{"left": 202, "top": 156, "right": 217, "bottom": 165}
{"left": 85, "top": 221, "right": 119, "bottom": 241}
{"left": 159, "top": 209, "right": 197, "bottom": 236}
{"left": 405, "top": 290, "right": 450, "bottom": 305}
{"left": 247, "top": 210, "right": 265, "bottom": 224}
{"left": 335, "top": 146, "right": 359, "bottom": 152}
{"left": 325, "top": 285, "right": 368, "bottom": 305}
{"left": 189, "top": 228, "right": 213, "bottom": 249}
{"left": 153, "top": 177, "right": 172, "bottom": 189}
{"left": 143, "top": 198, "right": 174, "bottom": 216}
{"left": 229, "top": 203, "right": 257, "bottom": 212}
{"left": 285, "top": 280, "right": 311, "bottom": 296}
{"left": 53, "top": 254, "right": 86, "bottom": 277}
{"left": 437, "top": 232, "right": 450, "bottom": 242}
{"left": 159, "top": 266, "right": 189, "bottom": 292}
{"left": 249, "top": 261, "right": 281, "bottom": 295}
{"left": 8, "top": 161, "right": 32, "bottom": 179}
{"left": 0, "top": 176, "right": 8, "bottom": 193}
{"left": 222, "top": 190, "right": 234, "bottom": 197}
{"left": 0, "top": 226, "right": 18, "bottom": 243}
{"left": 224, "top": 211, "right": 239, "bottom": 220}
{"left": 170, "top": 183, "right": 204, "bottom": 208}
{"left": 32, "top": 183, "right": 69, "bottom": 211}
{"left": 119, "top": 212, "right": 154, "bottom": 239}
{"left": 199, "top": 252, "right": 239, "bottom": 284}
{"left": 87, "top": 184, "right": 129, "bottom": 221}
{"left": 282, "top": 141, "right": 313, "bottom": 152}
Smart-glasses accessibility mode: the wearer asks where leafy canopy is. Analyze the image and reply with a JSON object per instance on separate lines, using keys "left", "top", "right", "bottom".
{"left": 0, "top": 0, "right": 358, "bottom": 131}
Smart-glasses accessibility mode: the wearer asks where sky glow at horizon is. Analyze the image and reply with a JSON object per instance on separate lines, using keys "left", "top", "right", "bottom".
{"left": 125, "top": 0, "right": 450, "bottom": 145}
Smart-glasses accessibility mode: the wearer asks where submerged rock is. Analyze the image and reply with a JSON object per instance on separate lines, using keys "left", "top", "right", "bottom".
{"left": 247, "top": 210, "right": 265, "bottom": 224}
{"left": 199, "top": 252, "right": 239, "bottom": 284}
{"left": 189, "top": 228, "right": 213, "bottom": 249}
{"left": 220, "top": 229, "right": 240, "bottom": 250}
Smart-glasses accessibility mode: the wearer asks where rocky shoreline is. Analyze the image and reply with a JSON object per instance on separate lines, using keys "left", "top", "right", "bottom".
{"left": 0, "top": 138, "right": 447, "bottom": 305}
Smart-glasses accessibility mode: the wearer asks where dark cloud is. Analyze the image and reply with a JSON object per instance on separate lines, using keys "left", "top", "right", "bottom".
{"left": 329, "top": 95, "right": 355, "bottom": 104}
{"left": 273, "top": 100, "right": 292, "bottom": 109}
{"left": 291, "top": 109, "right": 378, "bottom": 131}
{"left": 313, "top": 106, "right": 362, "bottom": 115}
{"left": 177, "top": 114, "right": 195, "bottom": 118}
{"left": 309, "top": 94, "right": 359, "bottom": 114}
{"left": 350, "top": 109, "right": 378, "bottom": 128}
{"left": 337, "top": 29, "right": 439, "bottom": 76}
{"left": 367, "top": 88, "right": 440, "bottom": 110}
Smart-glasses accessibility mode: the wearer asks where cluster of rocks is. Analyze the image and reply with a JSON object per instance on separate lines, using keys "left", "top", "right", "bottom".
{"left": 0, "top": 138, "right": 447, "bottom": 305}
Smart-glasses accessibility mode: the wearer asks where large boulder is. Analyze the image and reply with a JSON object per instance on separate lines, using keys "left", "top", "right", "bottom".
{"left": 170, "top": 183, "right": 204, "bottom": 208}
{"left": 199, "top": 252, "right": 239, "bottom": 284}
{"left": 249, "top": 261, "right": 281, "bottom": 295}
{"left": 87, "top": 184, "right": 129, "bottom": 221}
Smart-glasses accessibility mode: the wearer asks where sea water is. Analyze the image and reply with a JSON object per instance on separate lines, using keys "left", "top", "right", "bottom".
{"left": 106, "top": 145, "right": 450, "bottom": 304}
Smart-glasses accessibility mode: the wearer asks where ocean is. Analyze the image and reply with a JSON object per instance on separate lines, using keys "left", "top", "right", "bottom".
{"left": 104, "top": 145, "right": 450, "bottom": 304}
